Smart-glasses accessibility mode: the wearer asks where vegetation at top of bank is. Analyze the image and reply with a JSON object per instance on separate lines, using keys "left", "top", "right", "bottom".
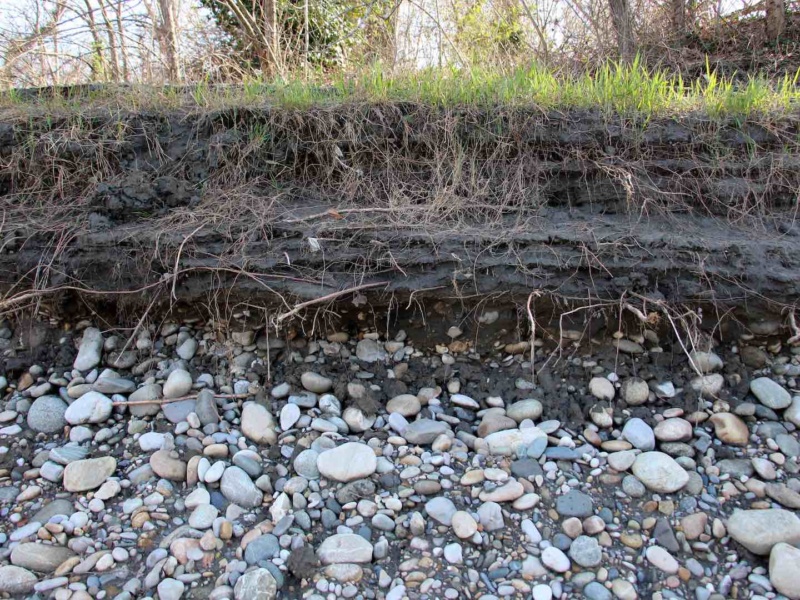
{"left": 2, "top": 58, "right": 800, "bottom": 120}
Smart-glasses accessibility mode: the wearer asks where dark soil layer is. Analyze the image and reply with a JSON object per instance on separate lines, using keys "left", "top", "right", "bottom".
{"left": 1, "top": 100, "right": 799, "bottom": 322}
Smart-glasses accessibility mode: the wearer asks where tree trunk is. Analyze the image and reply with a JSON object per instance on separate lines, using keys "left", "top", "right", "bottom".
{"left": 671, "top": 0, "right": 685, "bottom": 37}
{"left": 142, "top": 0, "right": 160, "bottom": 82}
{"left": 115, "top": 0, "right": 130, "bottom": 82}
{"left": 304, "top": 0, "right": 309, "bottom": 78}
{"left": 157, "top": 0, "right": 182, "bottom": 82}
{"left": 52, "top": 1, "right": 65, "bottom": 85}
{"left": 218, "top": 0, "right": 270, "bottom": 72}
{"left": 609, "top": 0, "right": 635, "bottom": 61}
{"left": 766, "top": 0, "right": 786, "bottom": 41}
{"left": 81, "top": 0, "right": 106, "bottom": 80}
{"left": 519, "top": 0, "right": 550, "bottom": 63}
{"left": 262, "top": 0, "right": 278, "bottom": 74}
{"left": 97, "top": 0, "right": 121, "bottom": 81}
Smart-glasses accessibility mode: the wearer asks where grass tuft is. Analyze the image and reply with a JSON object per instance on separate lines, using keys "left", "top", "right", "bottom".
{"left": 2, "top": 58, "right": 800, "bottom": 119}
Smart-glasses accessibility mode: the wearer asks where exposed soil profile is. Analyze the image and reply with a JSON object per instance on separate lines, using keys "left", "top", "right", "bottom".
{"left": 2, "top": 89, "right": 800, "bottom": 600}
{"left": 0, "top": 97, "right": 799, "bottom": 328}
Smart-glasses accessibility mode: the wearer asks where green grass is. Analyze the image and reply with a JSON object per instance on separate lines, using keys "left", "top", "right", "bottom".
{"left": 2, "top": 57, "right": 800, "bottom": 119}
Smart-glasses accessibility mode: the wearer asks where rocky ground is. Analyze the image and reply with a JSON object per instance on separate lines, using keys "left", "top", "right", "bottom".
{"left": 1, "top": 311, "right": 800, "bottom": 600}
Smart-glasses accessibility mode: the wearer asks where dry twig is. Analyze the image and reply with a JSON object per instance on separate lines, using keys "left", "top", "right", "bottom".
{"left": 112, "top": 392, "right": 249, "bottom": 407}
{"left": 275, "top": 281, "right": 388, "bottom": 324}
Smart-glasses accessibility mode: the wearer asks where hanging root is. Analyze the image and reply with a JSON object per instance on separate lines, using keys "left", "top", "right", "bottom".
{"left": 786, "top": 309, "right": 800, "bottom": 345}
{"left": 622, "top": 293, "right": 704, "bottom": 376}
{"left": 526, "top": 290, "right": 542, "bottom": 382}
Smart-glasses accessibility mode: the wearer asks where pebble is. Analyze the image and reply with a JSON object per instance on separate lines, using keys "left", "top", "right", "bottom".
{"left": 356, "top": 339, "right": 386, "bottom": 362}
{"left": 479, "top": 479, "right": 524, "bottom": 502}
{"left": 556, "top": 490, "right": 593, "bottom": 517}
{"left": 751, "top": 457, "right": 776, "bottom": 480}
{"left": 541, "top": 546, "right": 571, "bottom": 572}
{"left": 589, "top": 377, "right": 615, "bottom": 401}
{"left": 451, "top": 511, "right": 478, "bottom": 538}
{"left": 450, "top": 393, "right": 479, "bottom": 408}
{"left": 646, "top": 545, "right": 680, "bottom": 573}
{"left": 74, "top": 327, "right": 103, "bottom": 371}
{"left": 64, "top": 391, "right": 113, "bottom": 424}
{"left": 127, "top": 383, "right": 163, "bottom": 417}
{"left": 139, "top": 431, "right": 166, "bottom": 451}
{"left": 150, "top": 450, "right": 187, "bottom": 481}
{"left": 532, "top": 584, "right": 553, "bottom": 600}
{"left": 750, "top": 377, "right": 792, "bottom": 410}
{"left": 95, "top": 479, "right": 121, "bottom": 500}
{"left": 176, "top": 337, "right": 198, "bottom": 360}
{"left": 387, "top": 394, "right": 421, "bottom": 416}
{"left": 163, "top": 369, "right": 193, "bottom": 398}
{"left": 317, "top": 534, "right": 373, "bottom": 564}
{"left": 584, "top": 582, "right": 612, "bottom": 600}
{"left": 689, "top": 351, "right": 723, "bottom": 373}
{"left": 157, "top": 578, "right": 186, "bottom": 600}
{"left": 241, "top": 402, "right": 278, "bottom": 445}
{"left": 63, "top": 456, "right": 117, "bottom": 492}
{"left": 280, "top": 403, "right": 301, "bottom": 430}
{"left": 569, "top": 535, "right": 602, "bottom": 567}
{"left": 681, "top": 512, "right": 708, "bottom": 540}
{"left": 631, "top": 451, "right": 689, "bottom": 493}
{"left": 220, "top": 466, "right": 263, "bottom": 508}
{"left": 652, "top": 381, "right": 676, "bottom": 399}
{"left": 506, "top": 399, "right": 543, "bottom": 422}
{"left": 294, "top": 449, "right": 321, "bottom": 479}
{"left": 484, "top": 427, "right": 546, "bottom": 455}
{"left": 786, "top": 397, "right": 800, "bottom": 427}
{"left": 11, "top": 543, "right": 75, "bottom": 573}
{"left": 317, "top": 443, "right": 377, "bottom": 482}
{"left": 40, "top": 461, "right": 64, "bottom": 481}
{"left": 301, "top": 371, "right": 333, "bottom": 393}
{"left": 195, "top": 389, "right": 219, "bottom": 424}
{"left": 343, "top": 406, "right": 375, "bottom": 432}
{"left": 690, "top": 373, "right": 724, "bottom": 396}
{"left": 478, "top": 501, "right": 505, "bottom": 531}
{"left": 769, "top": 542, "right": 800, "bottom": 599}
{"left": 402, "top": 419, "right": 451, "bottom": 445}
{"left": 93, "top": 375, "right": 135, "bottom": 394}
{"left": 426, "top": 497, "right": 457, "bottom": 525}
{"left": 443, "top": 543, "right": 463, "bottom": 564}
{"left": 621, "top": 378, "right": 649, "bottom": 405}
{"left": 611, "top": 580, "right": 637, "bottom": 600}
{"left": 622, "top": 475, "right": 646, "bottom": 497}
{"left": 234, "top": 568, "right": 277, "bottom": 599}
{"left": 244, "top": 534, "right": 279, "bottom": 563}
{"left": 727, "top": 509, "right": 800, "bottom": 555}
{"left": 26, "top": 396, "right": 68, "bottom": 432}
{"left": 708, "top": 412, "right": 749, "bottom": 445}
{"left": 622, "top": 418, "right": 655, "bottom": 450}
{"left": 189, "top": 504, "right": 218, "bottom": 529}
{"left": 608, "top": 450, "right": 637, "bottom": 471}
{"left": 654, "top": 417, "right": 692, "bottom": 442}
{"left": 0, "top": 566, "right": 38, "bottom": 594}
{"left": 766, "top": 483, "right": 800, "bottom": 509}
